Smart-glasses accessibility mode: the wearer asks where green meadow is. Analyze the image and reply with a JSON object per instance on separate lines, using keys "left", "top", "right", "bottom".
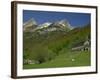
{"left": 24, "top": 50, "right": 90, "bottom": 69}
{"left": 23, "top": 24, "right": 91, "bottom": 69}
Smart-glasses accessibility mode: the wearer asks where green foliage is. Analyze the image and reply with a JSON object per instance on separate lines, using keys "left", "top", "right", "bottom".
{"left": 23, "top": 24, "right": 91, "bottom": 68}
{"left": 24, "top": 45, "right": 56, "bottom": 64}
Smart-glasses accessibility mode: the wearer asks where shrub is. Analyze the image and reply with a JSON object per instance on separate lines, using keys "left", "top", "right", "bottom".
{"left": 31, "top": 46, "right": 56, "bottom": 64}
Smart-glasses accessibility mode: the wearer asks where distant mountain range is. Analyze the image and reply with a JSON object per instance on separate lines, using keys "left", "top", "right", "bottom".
{"left": 23, "top": 18, "right": 74, "bottom": 34}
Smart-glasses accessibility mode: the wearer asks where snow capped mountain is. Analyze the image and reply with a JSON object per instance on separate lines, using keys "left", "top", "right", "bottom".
{"left": 23, "top": 18, "right": 74, "bottom": 33}
{"left": 58, "top": 19, "right": 73, "bottom": 30}
{"left": 23, "top": 18, "right": 37, "bottom": 32}
{"left": 37, "top": 22, "right": 52, "bottom": 29}
{"left": 51, "top": 19, "right": 73, "bottom": 30}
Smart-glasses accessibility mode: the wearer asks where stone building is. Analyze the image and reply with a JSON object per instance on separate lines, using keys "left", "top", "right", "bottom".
{"left": 71, "top": 39, "right": 90, "bottom": 51}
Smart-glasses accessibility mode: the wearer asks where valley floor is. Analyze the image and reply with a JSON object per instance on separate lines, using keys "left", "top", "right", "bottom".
{"left": 23, "top": 50, "right": 91, "bottom": 69}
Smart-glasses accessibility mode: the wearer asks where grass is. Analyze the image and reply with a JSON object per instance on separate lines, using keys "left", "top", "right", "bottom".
{"left": 23, "top": 25, "right": 91, "bottom": 69}
{"left": 23, "top": 50, "right": 91, "bottom": 69}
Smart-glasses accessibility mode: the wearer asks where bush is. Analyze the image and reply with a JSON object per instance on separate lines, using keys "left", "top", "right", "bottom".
{"left": 31, "top": 46, "right": 56, "bottom": 64}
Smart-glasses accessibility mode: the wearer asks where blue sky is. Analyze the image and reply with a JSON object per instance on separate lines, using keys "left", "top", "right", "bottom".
{"left": 23, "top": 10, "right": 90, "bottom": 27}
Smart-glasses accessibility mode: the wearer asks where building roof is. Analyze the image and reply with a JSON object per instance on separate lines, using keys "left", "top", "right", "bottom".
{"left": 72, "top": 41, "right": 85, "bottom": 48}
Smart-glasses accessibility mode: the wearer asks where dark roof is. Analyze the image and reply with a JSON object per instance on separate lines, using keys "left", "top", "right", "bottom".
{"left": 72, "top": 41, "right": 85, "bottom": 48}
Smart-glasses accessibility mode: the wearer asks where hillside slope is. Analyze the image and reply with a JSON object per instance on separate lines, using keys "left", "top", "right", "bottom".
{"left": 23, "top": 23, "right": 91, "bottom": 69}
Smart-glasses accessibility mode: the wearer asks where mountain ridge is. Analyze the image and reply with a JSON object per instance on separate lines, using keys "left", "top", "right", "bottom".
{"left": 23, "top": 18, "right": 73, "bottom": 33}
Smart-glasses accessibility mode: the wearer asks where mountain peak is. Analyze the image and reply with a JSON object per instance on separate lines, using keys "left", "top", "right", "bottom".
{"left": 23, "top": 18, "right": 37, "bottom": 26}
{"left": 23, "top": 18, "right": 37, "bottom": 32}
{"left": 23, "top": 18, "right": 74, "bottom": 32}
{"left": 49, "top": 19, "right": 73, "bottom": 31}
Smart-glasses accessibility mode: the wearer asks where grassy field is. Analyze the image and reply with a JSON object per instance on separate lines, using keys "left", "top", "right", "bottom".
{"left": 23, "top": 50, "right": 91, "bottom": 69}
{"left": 23, "top": 25, "right": 91, "bottom": 69}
